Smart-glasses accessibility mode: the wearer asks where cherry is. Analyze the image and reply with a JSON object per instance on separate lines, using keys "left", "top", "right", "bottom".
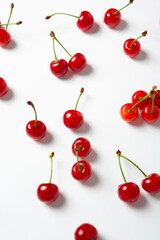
{"left": 141, "top": 104, "right": 159, "bottom": 123}
{"left": 120, "top": 103, "right": 138, "bottom": 122}
{"left": 72, "top": 146, "right": 92, "bottom": 181}
{"left": 75, "top": 223, "right": 98, "bottom": 240}
{"left": 46, "top": 11, "right": 94, "bottom": 32}
{"left": 132, "top": 90, "right": 150, "bottom": 109}
{"left": 123, "top": 30, "right": 147, "bottom": 57}
{"left": 72, "top": 137, "right": 91, "bottom": 158}
{"left": 68, "top": 53, "right": 87, "bottom": 72}
{"left": 153, "top": 89, "right": 160, "bottom": 108}
{"left": 0, "top": 29, "right": 11, "bottom": 47}
{"left": 63, "top": 88, "right": 84, "bottom": 129}
{"left": 104, "top": 0, "right": 134, "bottom": 28}
{"left": 49, "top": 31, "right": 68, "bottom": 77}
{"left": 37, "top": 152, "right": 59, "bottom": 202}
{"left": 0, "top": 77, "right": 8, "bottom": 97}
{"left": 142, "top": 173, "right": 160, "bottom": 194}
{"left": 26, "top": 101, "right": 47, "bottom": 140}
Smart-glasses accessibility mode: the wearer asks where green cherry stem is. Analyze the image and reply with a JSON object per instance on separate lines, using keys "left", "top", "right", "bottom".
{"left": 116, "top": 150, "right": 127, "bottom": 183}
{"left": 27, "top": 101, "right": 38, "bottom": 127}
{"left": 128, "top": 93, "right": 150, "bottom": 113}
{"left": 50, "top": 31, "right": 58, "bottom": 62}
{"left": 0, "top": 21, "right": 22, "bottom": 26}
{"left": 151, "top": 93, "right": 155, "bottom": 114}
{"left": 46, "top": 12, "right": 79, "bottom": 20}
{"left": 114, "top": 0, "right": 134, "bottom": 15}
{"left": 5, "top": 3, "right": 14, "bottom": 31}
{"left": 130, "top": 30, "right": 147, "bottom": 48}
{"left": 75, "top": 88, "right": 84, "bottom": 110}
{"left": 75, "top": 147, "right": 82, "bottom": 171}
{"left": 49, "top": 152, "right": 54, "bottom": 183}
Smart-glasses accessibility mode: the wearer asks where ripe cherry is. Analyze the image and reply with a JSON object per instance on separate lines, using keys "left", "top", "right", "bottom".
{"left": 46, "top": 11, "right": 94, "bottom": 32}
{"left": 72, "top": 146, "right": 92, "bottom": 181}
{"left": 104, "top": 0, "right": 134, "bottom": 28}
{"left": 120, "top": 103, "right": 138, "bottom": 122}
{"left": 123, "top": 30, "right": 147, "bottom": 57}
{"left": 72, "top": 137, "right": 91, "bottom": 158}
{"left": 37, "top": 152, "right": 59, "bottom": 202}
{"left": 75, "top": 223, "right": 98, "bottom": 240}
{"left": 63, "top": 88, "right": 84, "bottom": 129}
{"left": 0, "top": 77, "right": 8, "bottom": 97}
{"left": 141, "top": 104, "right": 159, "bottom": 123}
{"left": 142, "top": 174, "right": 160, "bottom": 194}
{"left": 132, "top": 90, "right": 150, "bottom": 109}
{"left": 26, "top": 101, "right": 47, "bottom": 140}
{"left": 153, "top": 89, "right": 160, "bottom": 108}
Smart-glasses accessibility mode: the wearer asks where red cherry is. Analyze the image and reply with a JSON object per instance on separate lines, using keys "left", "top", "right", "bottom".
{"left": 68, "top": 53, "right": 87, "bottom": 72}
{"left": 0, "top": 77, "right": 8, "bottom": 97}
{"left": 0, "top": 28, "right": 11, "bottom": 47}
{"left": 72, "top": 160, "right": 92, "bottom": 181}
{"left": 132, "top": 90, "right": 150, "bottom": 109}
{"left": 120, "top": 103, "right": 138, "bottom": 122}
{"left": 123, "top": 38, "right": 141, "bottom": 57}
{"left": 118, "top": 182, "right": 140, "bottom": 203}
{"left": 153, "top": 90, "right": 160, "bottom": 108}
{"left": 77, "top": 11, "right": 94, "bottom": 31}
{"left": 104, "top": 8, "right": 121, "bottom": 28}
{"left": 141, "top": 104, "right": 160, "bottom": 123}
{"left": 26, "top": 101, "right": 47, "bottom": 140}
{"left": 50, "top": 59, "right": 68, "bottom": 77}
{"left": 142, "top": 173, "right": 160, "bottom": 194}
{"left": 72, "top": 137, "right": 91, "bottom": 158}
{"left": 75, "top": 223, "right": 98, "bottom": 240}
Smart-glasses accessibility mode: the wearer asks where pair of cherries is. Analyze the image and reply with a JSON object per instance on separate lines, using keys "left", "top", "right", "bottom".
{"left": 116, "top": 150, "right": 160, "bottom": 203}
{"left": 121, "top": 86, "right": 160, "bottom": 123}
{"left": 50, "top": 31, "right": 87, "bottom": 78}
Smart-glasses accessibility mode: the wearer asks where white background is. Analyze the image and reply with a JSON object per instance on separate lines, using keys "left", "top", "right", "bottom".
{"left": 0, "top": 0, "right": 160, "bottom": 239}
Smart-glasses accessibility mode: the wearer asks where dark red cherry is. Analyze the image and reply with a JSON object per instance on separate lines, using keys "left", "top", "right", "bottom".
{"left": 37, "top": 183, "right": 59, "bottom": 202}
{"left": 132, "top": 90, "right": 150, "bottom": 109}
{"left": 0, "top": 28, "right": 11, "bottom": 47}
{"left": 50, "top": 59, "right": 68, "bottom": 77}
{"left": 104, "top": 8, "right": 121, "bottom": 28}
{"left": 0, "top": 77, "right": 8, "bottom": 97}
{"left": 120, "top": 103, "right": 138, "bottom": 122}
{"left": 141, "top": 104, "right": 160, "bottom": 123}
{"left": 153, "top": 90, "right": 160, "bottom": 108}
{"left": 68, "top": 53, "right": 87, "bottom": 72}
{"left": 72, "top": 137, "right": 91, "bottom": 158}
{"left": 72, "top": 160, "right": 92, "bottom": 181}
{"left": 75, "top": 223, "right": 98, "bottom": 240}
{"left": 142, "top": 173, "right": 160, "bottom": 194}
{"left": 118, "top": 182, "right": 140, "bottom": 203}
{"left": 77, "top": 11, "right": 94, "bottom": 31}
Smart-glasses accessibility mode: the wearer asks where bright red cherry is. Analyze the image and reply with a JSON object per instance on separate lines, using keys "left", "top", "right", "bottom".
{"left": 75, "top": 223, "right": 98, "bottom": 240}
{"left": 142, "top": 173, "right": 160, "bottom": 194}
{"left": 141, "top": 104, "right": 160, "bottom": 123}
{"left": 26, "top": 101, "right": 47, "bottom": 140}
{"left": 0, "top": 28, "right": 11, "bottom": 47}
{"left": 120, "top": 103, "right": 138, "bottom": 122}
{"left": 118, "top": 182, "right": 140, "bottom": 203}
{"left": 72, "top": 137, "right": 91, "bottom": 158}
{"left": 104, "top": 0, "right": 134, "bottom": 28}
{"left": 132, "top": 90, "right": 150, "bottom": 109}
{"left": 37, "top": 152, "right": 59, "bottom": 202}
{"left": 0, "top": 77, "right": 8, "bottom": 97}
{"left": 63, "top": 88, "right": 84, "bottom": 129}
{"left": 68, "top": 53, "right": 87, "bottom": 72}
{"left": 153, "top": 89, "right": 160, "bottom": 108}
{"left": 124, "top": 31, "right": 147, "bottom": 57}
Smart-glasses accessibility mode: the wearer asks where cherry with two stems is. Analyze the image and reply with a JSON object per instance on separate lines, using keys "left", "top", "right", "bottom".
{"left": 0, "top": 77, "right": 8, "bottom": 97}
{"left": 104, "top": 0, "right": 134, "bottom": 28}
{"left": 117, "top": 151, "right": 160, "bottom": 194}
{"left": 72, "top": 137, "right": 91, "bottom": 158}
{"left": 63, "top": 88, "right": 84, "bottom": 129}
{"left": 26, "top": 101, "right": 47, "bottom": 140}
{"left": 123, "top": 30, "right": 147, "bottom": 57}
{"left": 116, "top": 150, "right": 140, "bottom": 203}
{"left": 75, "top": 223, "right": 98, "bottom": 240}
{"left": 37, "top": 152, "right": 59, "bottom": 202}
{"left": 46, "top": 11, "right": 94, "bottom": 32}
{"left": 72, "top": 146, "right": 92, "bottom": 182}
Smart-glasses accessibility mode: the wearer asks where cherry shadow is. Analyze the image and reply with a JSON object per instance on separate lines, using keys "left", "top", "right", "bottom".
{"left": 82, "top": 171, "right": 99, "bottom": 187}
{"left": 85, "top": 149, "right": 98, "bottom": 163}
{"left": 150, "top": 192, "right": 160, "bottom": 199}
{"left": 4, "top": 39, "right": 17, "bottom": 50}
{"left": 0, "top": 88, "right": 14, "bottom": 101}
{"left": 129, "top": 115, "right": 144, "bottom": 127}
{"left": 59, "top": 69, "right": 74, "bottom": 80}
{"left": 46, "top": 193, "right": 66, "bottom": 209}
{"left": 77, "top": 64, "right": 93, "bottom": 76}
{"left": 87, "top": 22, "right": 101, "bottom": 34}
{"left": 132, "top": 50, "right": 149, "bottom": 61}
{"left": 127, "top": 195, "right": 148, "bottom": 209}
{"left": 38, "top": 131, "right": 54, "bottom": 144}
{"left": 114, "top": 20, "right": 128, "bottom": 31}
{"left": 73, "top": 122, "right": 91, "bottom": 134}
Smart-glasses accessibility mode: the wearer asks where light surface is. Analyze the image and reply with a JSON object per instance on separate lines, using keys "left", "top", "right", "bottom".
{"left": 0, "top": 0, "right": 160, "bottom": 239}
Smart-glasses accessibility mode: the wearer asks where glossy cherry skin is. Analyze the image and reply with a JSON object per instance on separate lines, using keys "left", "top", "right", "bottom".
{"left": 75, "top": 223, "right": 98, "bottom": 240}
{"left": 153, "top": 90, "right": 160, "bottom": 108}
{"left": 104, "top": 8, "right": 121, "bottom": 28}
{"left": 37, "top": 183, "right": 59, "bottom": 202}
{"left": 0, "top": 29, "right": 11, "bottom": 47}
{"left": 72, "top": 137, "right": 91, "bottom": 158}
{"left": 63, "top": 110, "right": 84, "bottom": 129}
{"left": 118, "top": 182, "right": 140, "bottom": 203}
{"left": 0, "top": 77, "right": 8, "bottom": 97}
{"left": 132, "top": 90, "right": 150, "bottom": 109}
{"left": 68, "top": 53, "right": 87, "bottom": 72}
{"left": 120, "top": 103, "right": 138, "bottom": 122}
{"left": 141, "top": 104, "right": 160, "bottom": 123}
{"left": 50, "top": 59, "right": 68, "bottom": 77}
{"left": 142, "top": 173, "right": 160, "bottom": 194}
{"left": 72, "top": 160, "right": 92, "bottom": 181}
{"left": 123, "top": 38, "right": 141, "bottom": 57}
{"left": 77, "top": 11, "right": 94, "bottom": 32}
{"left": 26, "top": 120, "right": 47, "bottom": 140}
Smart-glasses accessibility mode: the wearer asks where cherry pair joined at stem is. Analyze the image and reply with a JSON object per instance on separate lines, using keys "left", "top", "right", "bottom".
{"left": 50, "top": 31, "right": 87, "bottom": 77}
{"left": 75, "top": 223, "right": 98, "bottom": 240}
{"left": 46, "top": 11, "right": 94, "bottom": 32}
{"left": 0, "top": 77, "right": 8, "bottom": 97}
{"left": 37, "top": 152, "right": 59, "bottom": 202}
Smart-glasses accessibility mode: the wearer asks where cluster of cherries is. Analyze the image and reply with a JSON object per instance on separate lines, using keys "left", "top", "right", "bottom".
{"left": 121, "top": 86, "right": 160, "bottom": 123}
{"left": 116, "top": 150, "right": 160, "bottom": 203}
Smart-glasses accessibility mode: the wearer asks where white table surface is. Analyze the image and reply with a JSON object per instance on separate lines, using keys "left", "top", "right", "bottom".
{"left": 0, "top": 0, "right": 160, "bottom": 239}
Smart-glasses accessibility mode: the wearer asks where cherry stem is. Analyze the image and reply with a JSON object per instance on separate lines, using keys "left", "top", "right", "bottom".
{"left": 5, "top": 3, "right": 14, "bottom": 31}
{"left": 117, "top": 153, "right": 127, "bottom": 183}
{"left": 128, "top": 93, "right": 150, "bottom": 113}
{"left": 114, "top": 0, "right": 133, "bottom": 15}
{"left": 75, "top": 88, "right": 84, "bottom": 110}
{"left": 0, "top": 21, "right": 22, "bottom": 26}
{"left": 75, "top": 147, "right": 82, "bottom": 171}
{"left": 46, "top": 12, "right": 79, "bottom": 19}
{"left": 151, "top": 94, "right": 155, "bottom": 114}
{"left": 130, "top": 30, "right": 147, "bottom": 47}
{"left": 27, "top": 101, "right": 38, "bottom": 127}
{"left": 49, "top": 152, "right": 54, "bottom": 183}
{"left": 51, "top": 35, "right": 58, "bottom": 62}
